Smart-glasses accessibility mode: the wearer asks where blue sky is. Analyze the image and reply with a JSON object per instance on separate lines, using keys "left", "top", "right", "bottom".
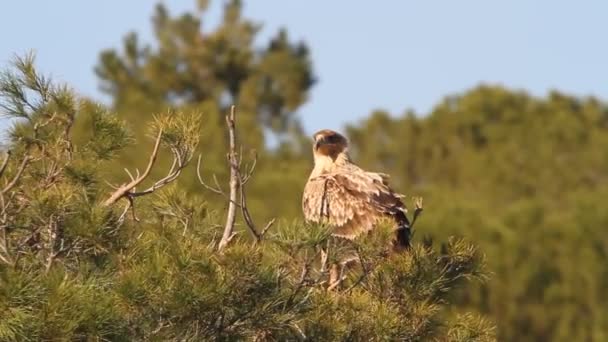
{"left": 1, "top": 1, "right": 606, "bottom": 134}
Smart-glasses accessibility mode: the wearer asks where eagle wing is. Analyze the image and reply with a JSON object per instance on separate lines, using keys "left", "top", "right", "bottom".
{"left": 302, "top": 168, "right": 406, "bottom": 239}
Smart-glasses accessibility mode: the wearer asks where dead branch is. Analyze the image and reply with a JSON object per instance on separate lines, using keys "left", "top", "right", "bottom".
{"left": 320, "top": 246, "right": 329, "bottom": 275}
{"left": 0, "top": 151, "right": 11, "bottom": 179}
{"left": 410, "top": 197, "right": 423, "bottom": 228}
{"left": 2, "top": 154, "right": 30, "bottom": 194}
{"left": 260, "top": 218, "right": 275, "bottom": 238}
{"left": 196, "top": 156, "right": 241, "bottom": 208}
{"left": 44, "top": 215, "right": 64, "bottom": 273}
{"left": 103, "top": 129, "right": 163, "bottom": 206}
{"left": 240, "top": 151, "right": 257, "bottom": 185}
{"left": 0, "top": 151, "right": 30, "bottom": 265}
{"left": 217, "top": 106, "right": 239, "bottom": 251}
{"left": 197, "top": 156, "right": 224, "bottom": 195}
{"left": 345, "top": 246, "right": 370, "bottom": 293}
{"left": 327, "top": 266, "right": 347, "bottom": 291}
{"left": 117, "top": 199, "right": 132, "bottom": 224}
{"left": 0, "top": 224, "right": 12, "bottom": 265}
{"left": 103, "top": 126, "right": 194, "bottom": 225}
{"left": 240, "top": 179, "right": 275, "bottom": 242}
{"left": 130, "top": 146, "right": 192, "bottom": 198}
{"left": 198, "top": 106, "right": 275, "bottom": 250}
{"left": 287, "top": 263, "right": 311, "bottom": 305}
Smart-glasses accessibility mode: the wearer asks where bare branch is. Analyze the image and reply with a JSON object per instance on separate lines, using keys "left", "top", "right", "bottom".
{"left": 212, "top": 174, "right": 224, "bottom": 193}
{"left": 130, "top": 146, "right": 191, "bottom": 198}
{"left": 117, "top": 200, "right": 131, "bottom": 224}
{"left": 320, "top": 246, "right": 329, "bottom": 275}
{"left": 260, "top": 218, "right": 276, "bottom": 238}
{"left": 2, "top": 154, "right": 30, "bottom": 194}
{"left": 240, "top": 183, "right": 260, "bottom": 240}
{"left": 0, "top": 224, "right": 13, "bottom": 266}
{"left": 197, "top": 156, "right": 245, "bottom": 210}
{"left": 293, "top": 263, "right": 310, "bottom": 295}
{"left": 240, "top": 180, "right": 274, "bottom": 242}
{"left": 0, "top": 151, "right": 11, "bottom": 179}
{"left": 103, "top": 129, "right": 163, "bottom": 206}
{"left": 345, "top": 247, "right": 369, "bottom": 293}
{"left": 327, "top": 270, "right": 347, "bottom": 291}
{"left": 241, "top": 151, "right": 257, "bottom": 185}
{"left": 199, "top": 106, "right": 271, "bottom": 249}
{"left": 103, "top": 123, "right": 195, "bottom": 227}
{"left": 103, "top": 179, "right": 120, "bottom": 190}
{"left": 197, "top": 155, "right": 225, "bottom": 195}
{"left": 218, "top": 105, "right": 239, "bottom": 251}
{"left": 124, "top": 168, "right": 136, "bottom": 182}
{"left": 411, "top": 197, "right": 423, "bottom": 227}
{"left": 128, "top": 197, "right": 140, "bottom": 222}
{"left": 44, "top": 215, "right": 63, "bottom": 273}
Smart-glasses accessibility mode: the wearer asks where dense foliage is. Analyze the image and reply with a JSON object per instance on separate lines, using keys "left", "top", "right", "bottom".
{"left": 2, "top": 1, "right": 607, "bottom": 340}
{"left": 345, "top": 88, "right": 608, "bottom": 341}
{"left": 0, "top": 55, "right": 492, "bottom": 340}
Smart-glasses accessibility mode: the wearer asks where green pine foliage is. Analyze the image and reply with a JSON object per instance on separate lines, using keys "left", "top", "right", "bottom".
{"left": 3, "top": 1, "right": 607, "bottom": 340}
{"left": 0, "top": 55, "right": 494, "bottom": 340}
{"left": 345, "top": 87, "right": 608, "bottom": 341}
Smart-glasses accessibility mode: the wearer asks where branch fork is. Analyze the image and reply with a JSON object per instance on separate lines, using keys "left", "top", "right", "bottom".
{"left": 103, "top": 127, "right": 193, "bottom": 222}
{"left": 197, "top": 105, "right": 275, "bottom": 251}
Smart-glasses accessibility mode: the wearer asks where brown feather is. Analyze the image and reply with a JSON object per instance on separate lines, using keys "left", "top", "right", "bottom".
{"left": 302, "top": 165, "right": 407, "bottom": 239}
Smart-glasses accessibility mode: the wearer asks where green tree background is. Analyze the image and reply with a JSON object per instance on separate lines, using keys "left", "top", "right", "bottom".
{"left": 1, "top": 1, "right": 607, "bottom": 341}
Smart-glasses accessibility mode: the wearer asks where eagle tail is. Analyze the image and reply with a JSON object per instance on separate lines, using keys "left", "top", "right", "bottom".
{"left": 392, "top": 209, "right": 411, "bottom": 251}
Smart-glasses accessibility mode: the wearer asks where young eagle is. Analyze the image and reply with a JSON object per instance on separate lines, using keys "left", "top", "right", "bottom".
{"left": 302, "top": 129, "right": 412, "bottom": 250}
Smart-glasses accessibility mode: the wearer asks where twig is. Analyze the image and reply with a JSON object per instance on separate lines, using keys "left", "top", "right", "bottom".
{"left": 260, "top": 218, "right": 276, "bottom": 238}
{"left": 0, "top": 224, "right": 13, "bottom": 265}
{"left": 104, "top": 179, "right": 120, "bottom": 190}
{"left": 44, "top": 215, "right": 67, "bottom": 273}
{"left": 320, "top": 246, "right": 329, "bottom": 274}
{"left": 197, "top": 155, "right": 225, "bottom": 195}
{"left": 117, "top": 200, "right": 132, "bottom": 224}
{"left": 240, "top": 176, "right": 275, "bottom": 241}
{"left": 327, "top": 273, "right": 348, "bottom": 291}
{"left": 410, "top": 197, "right": 423, "bottom": 227}
{"left": 285, "top": 253, "right": 316, "bottom": 308}
{"left": 345, "top": 247, "right": 369, "bottom": 293}
{"left": 196, "top": 156, "right": 243, "bottom": 208}
{"left": 241, "top": 151, "right": 257, "bottom": 185}
{"left": 240, "top": 187, "right": 260, "bottom": 240}
{"left": 328, "top": 253, "right": 360, "bottom": 292}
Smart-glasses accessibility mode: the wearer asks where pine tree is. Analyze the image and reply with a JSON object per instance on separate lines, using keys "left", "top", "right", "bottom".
{"left": 0, "top": 55, "right": 495, "bottom": 341}
{"left": 346, "top": 85, "right": 608, "bottom": 341}
{"left": 91, "top": 0, "right": 315, "bottom": 222}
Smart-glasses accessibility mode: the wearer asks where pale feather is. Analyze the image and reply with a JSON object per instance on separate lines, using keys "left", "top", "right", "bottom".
{"left": 302, "top": 163, "right": 406, "bottom": 239}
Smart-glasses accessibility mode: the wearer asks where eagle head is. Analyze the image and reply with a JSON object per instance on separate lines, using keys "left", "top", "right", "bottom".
{"left": 312, "top": 129, "right": 349, "bottom": 161}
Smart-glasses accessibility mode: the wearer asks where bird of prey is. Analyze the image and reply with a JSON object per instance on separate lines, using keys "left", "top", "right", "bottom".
{"left": 302, "top": 129, "right": 413, "bottom": 250}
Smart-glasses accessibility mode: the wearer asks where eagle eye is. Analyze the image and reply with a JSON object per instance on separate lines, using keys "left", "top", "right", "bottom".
{"left": 325, "top": 135, "right": 339, "bottom": 143}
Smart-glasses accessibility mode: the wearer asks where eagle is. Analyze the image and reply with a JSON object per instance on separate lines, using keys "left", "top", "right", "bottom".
{"left": 302, "top": 129, "right": 413, "bottom": 250}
